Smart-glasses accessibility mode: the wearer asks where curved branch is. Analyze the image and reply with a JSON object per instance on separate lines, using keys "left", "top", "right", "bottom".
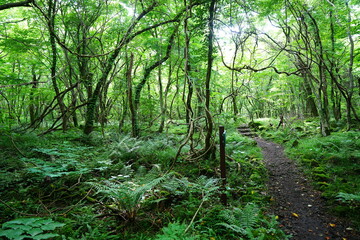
{"left": 0, "top": 0, "right": 34, "bottom": 11}
{"left": 217, "top": 39, "right": 303, "bottom": 76}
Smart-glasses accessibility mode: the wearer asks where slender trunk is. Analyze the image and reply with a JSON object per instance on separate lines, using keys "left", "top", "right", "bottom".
{"left": 118, "top": 96, "right": 128, "bottom": 132}
{"left": 306, "top": 9, "right": 330, "bottom": 136}
{"left": 48, "top": 0, "right": 67, "bottom": 131}
{"left": 329, "top": 8, "right": 341, "bottom": 121}
{"left": 158, "top": 64, "right": 165, "bottom": 133}
{"left": 345, "top": 0, "right": 355, "bottom": 129}
{"left": 302, "top": 75, "right": 318, "bottom": 117}
{"left": 29, "top": 68, "right": 39, "bottom": 126}
{"left": 127, "top": 53, "right": 137, "bottom": 137}
{"left": 84, "top": 47, "right": 121, "bottom": 134}
{"left": 184, "top": 0, "right": 193, "bottom": 129}
{"left": 204, "top": 0, "right": 216, "bottom": 157}
{"left": 161, "top": 57, "right": 175, "bottom": 131}
{"left": 170, "top": 65, "right": 181, "bottom": 119}
{"left": 231, "top": 46, "right": 239, "bottom": 119}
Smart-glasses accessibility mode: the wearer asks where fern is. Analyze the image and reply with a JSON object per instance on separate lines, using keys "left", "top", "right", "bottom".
{"left": 87, "top": 172, "right": 173, "bottom": 220}
{"left": 161, "top": 176, "right": 191, "bottom": 196}
{"left": 109, "top": 136, "right": 142, "bottom": 162}
{"left": 217, "top": 203, "right": 260, "bottom": 237}
{"left": 238, "top": 203, "right": 260, "bottom": 229}
{"left": 337, "top": 192, "right": 360, "bottom": 206}
{"left": 154, "top": 222, "right": 198, "bottom": 240}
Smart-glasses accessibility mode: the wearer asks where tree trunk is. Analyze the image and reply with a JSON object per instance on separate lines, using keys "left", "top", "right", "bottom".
{"left": 231, "top": 44, "right": 239, "bottom": 119}
{"left": 329, "top": 7, "right": 341, "bottom": 121}
{"left": 345, "top": 0, "right": 355, "bottom": 130}
{"left": 183, "top": 0, "right": 193, "bottom": 129}
{"left": 204, "top": 0, "right": 216, "bottom": 157}
{"left": 29, "top": 68, "right": 39, "bottom": 126}
{"left": 48, "top": 0, "right": 68, "bottom": 131}
{"left": 302, "top": 78, "right": 319, "bottom": 117}
{"left": 127, "top": 53, "right": 137, "bottom": 138}
{"left": 306, "top": 9, "right": 330, "bottom": 136}
{"left": 158, "top": 64, "right": 165, "bottom": 133}
{"left": 83, "top": 49, "right": 120, "bottom": 134}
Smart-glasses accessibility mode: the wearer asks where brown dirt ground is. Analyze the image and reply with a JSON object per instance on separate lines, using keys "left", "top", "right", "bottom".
{"left": 254, "top": 137, "right": 359, "bottom": 240}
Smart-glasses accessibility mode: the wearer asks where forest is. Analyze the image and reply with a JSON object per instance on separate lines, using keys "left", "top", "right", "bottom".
{"left": 0, "top": 0, "right": 359, "bottom": 239}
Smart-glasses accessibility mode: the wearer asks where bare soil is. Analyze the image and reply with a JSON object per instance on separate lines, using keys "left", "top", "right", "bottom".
{"left": 254, "top": 137, "right": 359, "bottom": 240}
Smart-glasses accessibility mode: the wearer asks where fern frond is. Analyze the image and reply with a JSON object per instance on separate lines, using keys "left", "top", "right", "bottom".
{"left": 218, "top": 203, "right": 260, "bottom": 236}
{"left": 87, "top": 172, "right": 174, "bottom": 213}
{"left": 216, "top": 223, "right": 246, "bottom": 235}
{"left": 220, "top": 209, "right": 238, "bottom": 225}
{"left": 238, "top": 203, "right": 260, "bottom": 229}
{"left": 133, "top": 173, "right": 173, "bottom": 203}
{"left": 161, "top": 177, "right": 189, "bottom": 194}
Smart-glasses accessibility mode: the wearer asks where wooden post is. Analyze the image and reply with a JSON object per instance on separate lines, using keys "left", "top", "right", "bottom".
{"left": 219, "top": 126, "right": 227, "bottom": 206}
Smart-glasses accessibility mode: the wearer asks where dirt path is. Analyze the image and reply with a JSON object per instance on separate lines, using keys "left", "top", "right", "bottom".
{"left": 254, "top": 137, "right": 359, "bottom": 240}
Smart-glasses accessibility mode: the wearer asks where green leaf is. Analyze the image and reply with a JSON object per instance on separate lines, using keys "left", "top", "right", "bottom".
{"left": 40, "top": 222, "right": 65, "bottom": 231}
{"left": 28, "top": 227, "right": 43, "bottom": 236}
{"left": 3, "top": 218, "right": 40, "bottom": 227}
{"left": 0, "top": 229, "right": 26, "bottom": 239}
{"left": 1, "top": 223, "right": 32, "bottom": 231}
{"left": 33, "top": 233, "right": 60, "bottom": 240}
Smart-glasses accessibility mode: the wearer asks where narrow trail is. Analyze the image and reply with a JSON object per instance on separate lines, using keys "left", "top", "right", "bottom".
{"left": 238, "top": 126, "right": 358, "bottom": 240}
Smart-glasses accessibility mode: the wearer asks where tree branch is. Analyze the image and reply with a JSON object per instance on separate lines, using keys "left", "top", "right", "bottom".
{"left": 0, "top": 0, "right": 34, "bottom": 11}
{"left": 217, "top": 38, "right": 304, "bottom": 76}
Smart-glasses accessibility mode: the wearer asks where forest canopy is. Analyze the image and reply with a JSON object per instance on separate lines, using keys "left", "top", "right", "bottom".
{"left": 0, "top": 0, "right": 358, "bottom": 138}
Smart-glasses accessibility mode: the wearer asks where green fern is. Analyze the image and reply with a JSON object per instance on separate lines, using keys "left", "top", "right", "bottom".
{"left": 217, "top": 203, "right": 260, "bottom": 236}
{"left": 154, "top": 222, "right": 198, "bottom": 240}
{"left": 109, "top": 136, "right": 142, "bottom": 162}
{"left": 87, "top": 172, "right": 173, "bottom": 220}
{"left": 161, "top": 176, "right": 191, "bottom": 196}
{"left": 160, "top": 175, "right": 220, "bottom": 202}
{"left": 337, "top": 192, "right": 360, "bottom": 206}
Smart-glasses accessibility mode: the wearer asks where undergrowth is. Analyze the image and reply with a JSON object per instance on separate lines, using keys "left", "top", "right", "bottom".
{"left": 0, "top": 125, "right": 287, "bottom": 239}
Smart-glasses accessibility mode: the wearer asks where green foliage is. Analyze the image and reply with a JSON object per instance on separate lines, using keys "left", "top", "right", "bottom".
{"left": 337, "top": 192, "right": 360, "bottom": 207}
{"left": 285, "top": 130, "right": 360, "bottom": 225}
{"left": 22, "top": 157, "right": 89, "bottom": 179}
{"left": 224, "top": 131, "right": 268, "bottom": 204}
{"left": 1, "top": 0, "right": 359, "bottom": 238}
{"left": 88, "top": 171, "right": 173, "bottom": 221}
{"left": 217, "top": 203, "right": 260, "bottom": 235}
{"left": 108, "top": 134, "right": 179, "bottom": 168}
{"left": 154, "top": 222, "right": 198, "bottom": 240}
{"left": 217, "top": 204, "right": 289, "bottom": 240}
{"left": 56, "top": 205, "right": 118, "bottom": 240}
{"left": 0, "top": 217, "right": 64, "bottom": 240}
